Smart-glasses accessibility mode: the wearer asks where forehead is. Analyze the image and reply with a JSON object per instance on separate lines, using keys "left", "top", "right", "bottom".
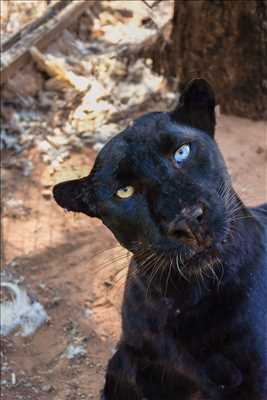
{"left": 92, "top": 112, "right": 210, "bottom": 178}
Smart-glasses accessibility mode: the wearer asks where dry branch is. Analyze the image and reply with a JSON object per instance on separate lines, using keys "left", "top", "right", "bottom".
{"left": 1, "top": 1, "right": 71, "bottom": 53}
{"left": 0, "top": 0, "right": 92, "bottom": 85}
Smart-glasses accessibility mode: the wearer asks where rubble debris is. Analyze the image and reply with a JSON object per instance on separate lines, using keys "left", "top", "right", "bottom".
{"left": 1, "top": 0, "right": 50, "bottom": 43}
{"left": 0, "top": 282, "right": 48, "bottom": 337}
{"left": 1, "top": 1, "right": 175, "bottom": 171}
{"left": 83, "top": 308, "right": 93, "bottom": 319}
{"left": 30, "top": 47, "right": 90, "bottom": 92}
{"left": 1, "top": 0, "right": 92, "bottom": 84}
{"left": 64, "top": 344, "right": 86, "bottom": 359}
{"left": 42, "top": 189, "right": 52, "bottom": 200}
{"left": 3, "top": 198, "right": 31, "bottom": 219}
{"left": 3, "top": 63, "right": 44, "bottom": 99}
{"left": 0, "top": 129, "right": 21, "bottom": 152}
{"left": 11, "top": 372, "right": 16, "bottom": 385}
{"left": 41, "top": 384, "right": 54, "bottom": 393}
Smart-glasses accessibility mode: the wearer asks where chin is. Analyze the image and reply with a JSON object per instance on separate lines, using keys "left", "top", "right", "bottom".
{"left": 183, "top": 246, "right": 221, "bottom": 277}
{"left": 154, "top": 237, "right": 223, "bottom": 278}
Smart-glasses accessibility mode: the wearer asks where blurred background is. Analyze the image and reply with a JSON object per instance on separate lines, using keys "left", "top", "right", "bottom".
{"left": 1, "top": 1, "right": 266, "bottom": 399}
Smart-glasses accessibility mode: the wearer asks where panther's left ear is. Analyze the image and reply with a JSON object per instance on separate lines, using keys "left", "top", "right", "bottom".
{"left": 53, "top": 176, "right": 98, "bottom": 218}
{"left": 171, "top": 78, "right": 216, "bottom": 137}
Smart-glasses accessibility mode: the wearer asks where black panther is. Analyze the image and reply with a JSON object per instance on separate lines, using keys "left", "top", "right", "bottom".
{"left": 53, "top": 79, "right": 267, "bottom": 400}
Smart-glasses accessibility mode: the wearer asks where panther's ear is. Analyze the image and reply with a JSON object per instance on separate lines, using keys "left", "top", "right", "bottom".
{"left": 53, "top": 177, "right": 98, "bottom": 218}
{"left": 171, "top": 78, "right": 216, "bottom": 137}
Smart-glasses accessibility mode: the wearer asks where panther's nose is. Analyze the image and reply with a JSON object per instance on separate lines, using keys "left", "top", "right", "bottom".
{"left": 168, "top": 205, "right": 205, "bottom": 245}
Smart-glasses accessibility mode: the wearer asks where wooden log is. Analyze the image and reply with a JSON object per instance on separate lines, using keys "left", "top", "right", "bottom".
{"left": 0, "top": 0, "right": 92, "bottom": 85}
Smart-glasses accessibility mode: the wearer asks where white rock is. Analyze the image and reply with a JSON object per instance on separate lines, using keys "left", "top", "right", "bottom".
{"left": 0, "top": 282, "right": 48, "bottom": 337}
{"left": 65, "top": 344, "right": 86, "bottom": 359}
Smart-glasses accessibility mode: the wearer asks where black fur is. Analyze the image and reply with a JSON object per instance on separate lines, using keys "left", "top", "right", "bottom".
{"left": 53, "top": 79, "right": 267, "bottom": 399}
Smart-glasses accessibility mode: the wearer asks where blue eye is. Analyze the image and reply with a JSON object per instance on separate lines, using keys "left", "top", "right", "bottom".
{"left": 174, "top": 144, "right": 191, "bottom": 164}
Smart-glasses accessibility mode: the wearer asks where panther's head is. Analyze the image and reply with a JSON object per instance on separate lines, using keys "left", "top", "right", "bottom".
{"left": 53, "top": 79, "right": 240, "bottom": 278}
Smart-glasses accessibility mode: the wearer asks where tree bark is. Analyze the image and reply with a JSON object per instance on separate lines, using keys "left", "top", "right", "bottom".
{"left": 168, "top": 0, "right": 267, "bottom": 120}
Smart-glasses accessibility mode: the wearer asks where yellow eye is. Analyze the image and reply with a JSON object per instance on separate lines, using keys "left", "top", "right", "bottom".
{"left": 116, "top": 186, "right": 135, "bottom": 199}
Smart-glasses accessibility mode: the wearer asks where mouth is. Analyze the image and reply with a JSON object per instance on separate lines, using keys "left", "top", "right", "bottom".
{"left": 182, "top": 245, "right": 220, "bottom": 276}
{"left": 133, "top": 239, "right": 222, "bottom": 282}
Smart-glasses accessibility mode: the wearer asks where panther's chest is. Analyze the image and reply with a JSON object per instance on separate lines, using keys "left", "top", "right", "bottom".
{"left": 166, "top": 305, "right": 221, "bottom": 359}
{"left": 156, "top": 294, "right": 232, "bottom": 359}
{"left": 124, "top": 271, "right": 243, "bottom": 359}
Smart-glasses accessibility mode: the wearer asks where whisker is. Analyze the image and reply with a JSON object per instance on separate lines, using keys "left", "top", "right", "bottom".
{"left": 175, "top": 253, "right": 189, "bottom": 282}
{"left": 145, "top": 254, "right": 162, "bottom": 299}
{"left": 164, "top": 255, "right": 173, "bottom": 296}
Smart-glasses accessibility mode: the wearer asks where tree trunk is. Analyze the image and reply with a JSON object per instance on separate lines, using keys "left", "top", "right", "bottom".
{"left": 168, "top": 0, "right": 267, "bottom": 120}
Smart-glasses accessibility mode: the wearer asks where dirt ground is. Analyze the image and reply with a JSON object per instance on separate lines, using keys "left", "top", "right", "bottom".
{"left": 1, "top": 1, "right": 267, "bottom": 399}
{"left": 1, "top": 114, "right": 267, "bottom": 400}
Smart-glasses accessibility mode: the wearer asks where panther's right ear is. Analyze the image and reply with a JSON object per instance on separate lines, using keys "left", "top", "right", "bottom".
{"left": 53, "top": 176, "right": 98, "bottom": 218}
{"left": 171, "top": 78, "right": 216, "bottom": 137}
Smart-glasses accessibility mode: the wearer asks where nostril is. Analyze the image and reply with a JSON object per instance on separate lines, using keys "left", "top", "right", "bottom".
{"left": 167, "top": 205, "right": 206, "bottom": 244}
{"left": 168, "top": 219, "right": 195, "bottom": 242}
